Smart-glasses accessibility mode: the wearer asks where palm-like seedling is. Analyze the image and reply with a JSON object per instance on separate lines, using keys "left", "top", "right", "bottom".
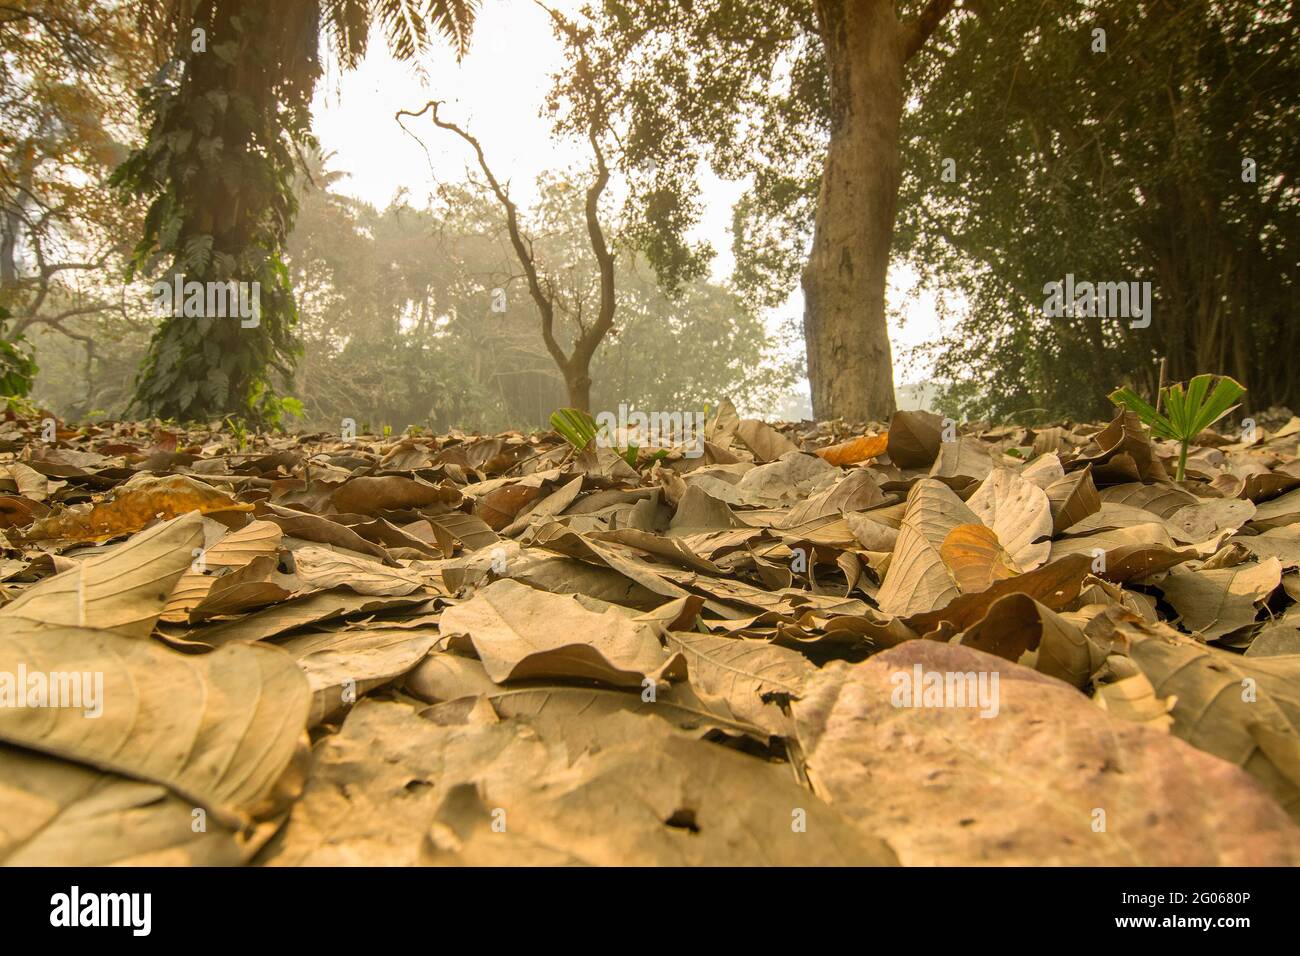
{"left": 1109, "top": 374, "right": 1246, "bottom": 482}
{"left": 551, "top": 408, "right": 638, "bottom": 467}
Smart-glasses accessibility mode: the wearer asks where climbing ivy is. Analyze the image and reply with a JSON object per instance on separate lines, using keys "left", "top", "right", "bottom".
{"left": 112, "top": 1, "right": 316, "bottom": 424}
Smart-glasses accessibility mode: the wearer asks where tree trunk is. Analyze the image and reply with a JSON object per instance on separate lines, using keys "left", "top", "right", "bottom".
{"left": 802, "top": 0, "right": 909, "bottom": 422}
{"left": 564, "top": 364, "right": 592, "bottom": 412}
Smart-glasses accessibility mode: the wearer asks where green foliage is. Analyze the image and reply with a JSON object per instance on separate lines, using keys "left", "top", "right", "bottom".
{"left": 118, "top": 1, "right": 480, "bottom": 425}
{"left": 224, "top": 415, "right": 250, "bottom": 451}
{"left": 1110, "top": 375, "right": 1246, "bottom": 481}
{"left": 113, "top": 3, "right": 312, "bottom": 424}
{"left": 0, "top": 307, "right": 38, "bottom": 398}
{"left": 897, "top": 0, "right": 1299, "bottom": 420}
{"left": 571, "top": 0, "right": 825, "bottom": 306}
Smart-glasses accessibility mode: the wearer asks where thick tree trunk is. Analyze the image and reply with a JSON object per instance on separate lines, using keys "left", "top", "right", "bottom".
{"left": 803, "top": 0, "right": 909, "bottom": 422}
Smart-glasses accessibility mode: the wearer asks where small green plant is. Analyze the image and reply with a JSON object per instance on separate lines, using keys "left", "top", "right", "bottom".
{"left": 1109, "top": 374, "right": 1245, "bottom": 481}
{"left": 550, "top": 407, "right": 642, "bottom": 467}
{"left": 551, "top": 407, "right": 600, "bottom": 452}
{"left": 225, "top": 415, "right": 250, "bottom": 451}
{"left": 382, "top": 424, "right": 393, "bottom": 439}
{"left": 4, "top": 395, "right": 40, "bottom": 418}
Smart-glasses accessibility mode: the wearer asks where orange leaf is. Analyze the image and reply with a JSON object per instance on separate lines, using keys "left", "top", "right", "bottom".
{"left": 939, "top": 523, "right": 1021, "bottom": 594}
{"left": 815, "top": 432, "right": 889, "bottom": 467}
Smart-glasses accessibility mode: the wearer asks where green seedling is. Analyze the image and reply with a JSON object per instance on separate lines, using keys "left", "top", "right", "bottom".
{"left": 1109, "top": 374, "right": 1245, "bottom": 482}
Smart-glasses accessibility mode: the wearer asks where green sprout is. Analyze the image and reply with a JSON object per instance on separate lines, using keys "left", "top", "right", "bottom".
{"left": 550, "top": 407, "right": 600, "bottom": 452}
{"left": 550, "top": 407, "right": 642, "bottom": 468}
{"left": 224, "top": 415, "right": 250, "bottom": 452}
{"left": 1109, "top": 374, "right": 1245, "bottom": 482}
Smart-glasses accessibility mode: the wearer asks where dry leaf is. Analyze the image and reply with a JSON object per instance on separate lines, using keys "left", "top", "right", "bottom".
{"left": 437, "top": 579, "right": 684, "bottom": 686}
{"left": 794, "top": 642, "right": 1299, "bottom": 864}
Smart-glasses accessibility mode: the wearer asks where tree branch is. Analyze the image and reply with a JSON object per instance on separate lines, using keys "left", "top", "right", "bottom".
{"left": 902, "top": 0, "right": 958, "bottom": 61}
{"left": 397, "top": 100, "right": 571, "bottom": 374}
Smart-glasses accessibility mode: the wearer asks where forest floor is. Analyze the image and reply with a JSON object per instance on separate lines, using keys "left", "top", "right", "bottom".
{"left": 2, "top": 402, "right": 1300, "bottom": 865}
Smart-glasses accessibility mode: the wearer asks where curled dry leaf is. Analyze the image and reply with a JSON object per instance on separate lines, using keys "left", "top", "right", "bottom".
{"left": 437, "top": 578, "right": 684, "bottom": 686}
{"left": 735, "top": 419, "right": 800, "bottom": 462}
{"left": 960, "top": 592, "right": 1109, "bottom": 689}
{"left": 1157, "top": 557, "right": 1282, "bottom": 640}
{"left": 291, "top": 545, "right": 425, "bottom": 596}
{"left": 876, "top": 480, "right": 980, "bottom": 617}
{"left": 1092, "top": 655, "right": 1175, "bottom": 732}
{"left": 1045, "top": 466, "right": 1101, "bottom": 533}
{"left": 0, "top": 627, "right": 309, "bottom": 828}
{"left": 815, "top": 432, "right": 889, "bottom": 467}
{"left": 2, "top": 512, "right": 204, "bottom": 638}
{"left": 0, "top": 747, "right": 264, "bottom": 865}
{"left": 939, "top": 523, "right": 1021, "bottom": 594}
{"left": 886, "top": 409, "right": 943, "bottom": 468}
{"left": 967, "top": 468, "right": 1054, "bottom": 570}
{"left": 663, "top": 629, "right": 814, "bottom": 736}
{"left": 1127, "top": 626, "right": 1300, "bottom": 817}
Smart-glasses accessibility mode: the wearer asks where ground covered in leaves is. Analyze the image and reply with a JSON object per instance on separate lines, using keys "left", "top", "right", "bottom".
{"left": 3, "top": 402, "right": 1300, "bottom": 865}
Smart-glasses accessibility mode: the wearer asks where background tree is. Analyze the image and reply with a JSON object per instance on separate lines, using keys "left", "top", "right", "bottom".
{"left": 114, "top": 0, "right": 480, "bottom": 423}
{"left": 897, "top": 0, "right": 1299, "bottom": 423}
{"left": 0, "top": 1, "right": 152, "bottom": 398}
{"left": 587, "top": 0, "right": 962, "bottom": 423}
{"left": 400, "top": 11, "right": 624, "bottom": 412}
{"left": 281, "top": 153, "right": 792, "bottom": 432}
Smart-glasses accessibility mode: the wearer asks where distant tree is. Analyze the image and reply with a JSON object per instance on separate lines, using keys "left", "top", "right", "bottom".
{"left": 115, "top": 0, "right": 480, "bottom": 423}
{"left": 0, "top": 1, "right": 152, "bottom": 395}
{"left": 400, "top": 11, "right": 621, "bottom": 412}
{"left": 285, "top": 156, "right": 792, "bottom": 431}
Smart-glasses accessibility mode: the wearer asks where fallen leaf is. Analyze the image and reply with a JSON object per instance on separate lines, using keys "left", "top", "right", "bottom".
{"left": 793, "top": 642, "right": 1299, "bottom": 864}
{"left": 437, "top": 579, "right": 683, "bottom": 686}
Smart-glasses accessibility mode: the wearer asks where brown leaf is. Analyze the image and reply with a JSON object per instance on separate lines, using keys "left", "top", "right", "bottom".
{"left": 815, "top": 432, "right": 889, "bottom": 466}
{"left": 876, "top": 479, "right": 979, "bottom": 617}
{"left": 960, "top": 593, "right": 1110, "bottom": 688}
{"left": 2, "top": 512, "right": 203, "bottom": 638}
{"left": 735, "top": 419, "right": 799, "bottom": 462}
{"left": 886, "top": 409, "right": 943, "bottom": 468}
{"left": 939, "top": 523, "right": 1021, "bottom": 594}
{"left": 437, "top": 578, "right": 684, "bottom": 686}
{"left": 1128, "top": 626, "right": 1300, "bottom": 818}
{"left": 967, "top": 467, "right": 1054, "bottom": 570}
{"left": 793, "top": 642, "right": 1300, "bottom": 864}
{"left": 22, "top": 474, "right": 252, "bottom": 545}
{"left": 1045, "top": 466, "right": 1101, "bottom": 533}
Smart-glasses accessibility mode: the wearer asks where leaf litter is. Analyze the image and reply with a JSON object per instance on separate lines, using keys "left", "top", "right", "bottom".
{"left": 2, "top": 402, "right": 1300, "bottom": 865}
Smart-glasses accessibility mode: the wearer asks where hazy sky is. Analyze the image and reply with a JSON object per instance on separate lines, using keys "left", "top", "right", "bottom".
{"left": 309, "top": 0, "right": 945, "bottom": 408}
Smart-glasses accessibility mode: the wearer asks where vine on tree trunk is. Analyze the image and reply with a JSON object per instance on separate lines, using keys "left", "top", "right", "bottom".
{"left": 112, "top": 0, "right": 315, "bottom": 425}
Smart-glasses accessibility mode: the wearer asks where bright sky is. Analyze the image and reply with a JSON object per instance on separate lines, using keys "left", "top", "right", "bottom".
{"left": 309, "top": 0, "right": 945, "bottom": 410}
